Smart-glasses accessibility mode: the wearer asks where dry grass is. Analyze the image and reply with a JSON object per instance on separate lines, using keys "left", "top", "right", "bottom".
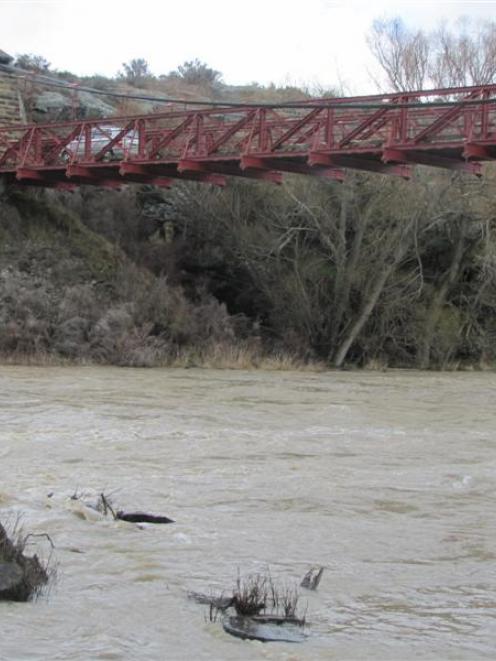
{"left": 231, "top": 572, "right": 304, "bottom": 620}
{"left": 232, "top": 573, "right": 269, "bottom": 616}
{"left": 0, "top": 352, "right": 89, "bottom": 367}
{"left": 163, "top": 342, "right": 326, "bottom": 371}
{"left": 0, "top": 343, "right": 326, "bottom": 371}
{"left": 363, "top": 357, "right": 389, "bottom": 371}
{"left": 201, "top": 572, "right": 305, "bottom": 623}
{"left": 2, "top": 350, "right": 493, "bottom": 372}
{"left": 477, "top": 357, "right": 496, "bottom": 371}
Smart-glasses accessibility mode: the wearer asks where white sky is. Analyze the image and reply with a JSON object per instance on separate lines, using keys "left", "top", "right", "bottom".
{"left": 1, "top": 0, "right": 496, "bottom": 94}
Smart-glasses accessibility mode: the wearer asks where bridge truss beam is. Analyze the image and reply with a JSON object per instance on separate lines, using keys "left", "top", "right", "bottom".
{"left": 1, "top": 83, "right": 496, "bottom": 189}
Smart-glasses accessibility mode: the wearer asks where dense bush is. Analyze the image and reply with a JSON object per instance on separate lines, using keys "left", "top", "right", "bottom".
{"left": 0, "top": 192, "right": 243, "bottom": 367}
{"left": 2, "top": 165, "right": 495, "bottom": 370}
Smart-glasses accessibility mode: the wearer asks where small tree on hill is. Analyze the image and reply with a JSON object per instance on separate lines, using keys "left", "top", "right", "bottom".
{"left": 15, "top": 53, "right": 51, "bottom": 73}
{"left": 170, "top": 59, "right": 222, "bottom": 86}
{"left": 118, "top": 58, "right": 153, "bottom": 86}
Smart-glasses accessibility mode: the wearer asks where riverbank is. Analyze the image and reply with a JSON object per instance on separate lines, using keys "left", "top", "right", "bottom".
{"left": 2, "top": 171, "right": 496, "bottom": 371}
{"left": 1, "top": 350, "right": 493, "bottom": 371}
{"left": 0, "top": 345, "right": 327, "bottom": 371}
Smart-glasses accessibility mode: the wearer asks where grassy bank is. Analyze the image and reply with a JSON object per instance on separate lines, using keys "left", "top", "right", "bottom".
{"left": 0, "top": 344, "right": 326, "bottom": 371}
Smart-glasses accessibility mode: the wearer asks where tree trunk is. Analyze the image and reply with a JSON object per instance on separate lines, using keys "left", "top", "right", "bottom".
{"left": 417, "top": 219, "right": 467, "bottom": 369}
{"left": 330, "top": 201, "right": 370, "bottom": 352}
{"left": 333, "top": 262, "right": 396, "bottom": 367}
{"left": 333, "top": 220, "right": 412, "bottom": 368}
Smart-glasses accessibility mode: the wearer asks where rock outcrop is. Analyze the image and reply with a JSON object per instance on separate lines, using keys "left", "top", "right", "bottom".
{"left": 0, "top": 50, "right": 14, "bottom": 65}
{"left": 33, "top": 90, "right": 115, "bottom": 119}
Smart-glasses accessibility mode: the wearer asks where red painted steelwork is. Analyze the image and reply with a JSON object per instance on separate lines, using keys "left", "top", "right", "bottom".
{"left": 1, "top": 83, "right": 496, "bottom": 188}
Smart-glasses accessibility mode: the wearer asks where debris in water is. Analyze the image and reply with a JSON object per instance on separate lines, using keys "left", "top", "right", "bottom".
{"left": 192, "top": 571, "right": 308, "bottom": 643}
{"left": 115, "top": 511, "right": 174, "bottom": 524}
{"left": 97, "top": 493, "right": 174, "bottom": 524}
{"left": 300, "top": 566, "right": 324, "bottom": 590}
{"left": 188, "top": 591, "right": 234, "bottom": 610}
{"left": 222, "top": 614, "right": 306, "bottom": 643}
{"left": 68, "top": 491, "right": 174, "bottom": 525}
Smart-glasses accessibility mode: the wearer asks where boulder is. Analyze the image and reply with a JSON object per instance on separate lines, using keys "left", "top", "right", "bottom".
{"left": 34, "top": 90, "right": 115, "bottom": 118}
{"left": 0, "top": 50, "right": 14, "bottom": 65}
{"left": 0, "top": 562, "right": 24, "bottom": 600}
{"left": 78, "top": 92, "right": 116, "bottom": 117}
{"left": 33, "top": 91, "right": 67, "bottom": 113}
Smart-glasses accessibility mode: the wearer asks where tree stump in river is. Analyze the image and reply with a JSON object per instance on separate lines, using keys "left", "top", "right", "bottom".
{"left": 0, "top": 523, "right": 49, "bottom": 601}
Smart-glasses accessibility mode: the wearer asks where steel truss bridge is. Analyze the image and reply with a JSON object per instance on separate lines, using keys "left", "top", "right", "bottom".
{"left": 1, "top": 84, "right": 496, "bottom": 190}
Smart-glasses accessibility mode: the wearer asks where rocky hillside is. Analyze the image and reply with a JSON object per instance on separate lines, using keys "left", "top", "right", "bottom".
{"left": 0, "top": 50, "right": 314, "bottom": 124}
{"left": 0, "top": 187, "right": 262, "bottom": 367}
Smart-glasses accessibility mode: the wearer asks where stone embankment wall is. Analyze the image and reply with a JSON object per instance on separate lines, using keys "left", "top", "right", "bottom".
{"left": 0, "top": 72, "right": 23, "bottom": 124}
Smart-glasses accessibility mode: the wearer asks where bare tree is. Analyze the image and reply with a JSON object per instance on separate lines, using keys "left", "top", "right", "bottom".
{"left": 368, "top": 16, "right": 496, "bottom": 367}
{"left": 368, "top": 17, "right": 496, "bottom": 92}
{"left": 368, "top": 18, "right": 430, "bottom": 92}
{"left": 430, "top": 20, "right": 496, "bottom": 87}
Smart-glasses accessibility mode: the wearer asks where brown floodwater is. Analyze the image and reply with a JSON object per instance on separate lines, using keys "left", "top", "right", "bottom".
{"left": 0, "top": 366, "right": 495, "bottom": 660}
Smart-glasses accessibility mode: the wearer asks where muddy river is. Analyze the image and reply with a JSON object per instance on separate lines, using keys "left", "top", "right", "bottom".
{"left": 0, "top": 366, "right": 495, "bottom": 659}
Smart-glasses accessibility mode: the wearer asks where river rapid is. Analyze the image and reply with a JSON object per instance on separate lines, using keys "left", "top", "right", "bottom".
{"left": 0, "top": 366, "right": 495, "bottom": 660}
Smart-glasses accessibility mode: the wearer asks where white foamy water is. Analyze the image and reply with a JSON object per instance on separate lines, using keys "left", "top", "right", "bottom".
{"left": 1, "top": 366, "right": 495, "bottom": 659}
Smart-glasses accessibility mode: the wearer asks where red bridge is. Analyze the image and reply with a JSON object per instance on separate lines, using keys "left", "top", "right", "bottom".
{"left": 1, "top": 83, "right": 495, "bottom": 189}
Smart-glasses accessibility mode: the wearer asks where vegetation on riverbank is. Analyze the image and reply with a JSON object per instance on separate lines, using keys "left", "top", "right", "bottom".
{"left": 1, "top": 18, "right": 496, "bottom": 370}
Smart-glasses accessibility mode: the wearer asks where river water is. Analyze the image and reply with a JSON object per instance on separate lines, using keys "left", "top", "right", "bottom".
{"left": 0, "top": 366, "right": 495, "bottom": 660}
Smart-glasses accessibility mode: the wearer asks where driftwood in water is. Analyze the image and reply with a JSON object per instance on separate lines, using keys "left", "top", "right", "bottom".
{"left": 188, "top": 591, "right": 234, "bottom": 610}
{"left": 115, "top": 511, "right": 174, "bottom": 524}
{"left": 0, "top": 522, "right": 50, "bottom": 601}
{"left": 300, "top": 566, "right": 324, "bottom": 590}
{"left": 98, "top": 494, "right": 174, "bottom": 525}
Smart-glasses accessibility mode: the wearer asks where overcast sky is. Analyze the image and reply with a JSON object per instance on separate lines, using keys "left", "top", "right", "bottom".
{"left": 1, "top": 0, "right": 496, "bottom": 93}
